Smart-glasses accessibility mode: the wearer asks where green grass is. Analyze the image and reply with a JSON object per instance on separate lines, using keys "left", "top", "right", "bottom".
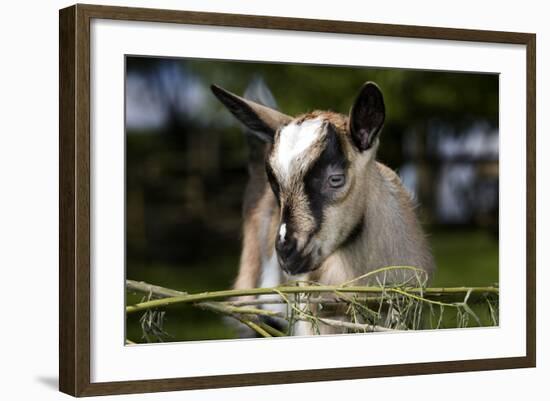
{"left": 126, "top": 253, "right": 240, "bottom": 342}
{"left": 427, "top": 229, "right": 499, "bottom": 330}
{"left": 430, "top": 229, "right": 498, "bottom": 287}
{"left": 126, "top": 228, "right": 499, "bottom": 343}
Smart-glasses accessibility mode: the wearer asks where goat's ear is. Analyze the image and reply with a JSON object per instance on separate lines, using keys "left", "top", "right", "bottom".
{"left": 211, "top": 84, "right": 292, "bottom": 143}
{"left": 349, "top": 82, "right": 385, "bottom": 151}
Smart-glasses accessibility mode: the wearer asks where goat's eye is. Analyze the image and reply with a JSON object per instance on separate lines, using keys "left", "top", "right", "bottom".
{"left": 328, "top": 174, "right": 345, "bottom": 189}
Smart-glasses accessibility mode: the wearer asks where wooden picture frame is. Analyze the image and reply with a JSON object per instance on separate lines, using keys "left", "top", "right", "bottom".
{"left": 59, "top": 3, "right": 536, "bottom": 396}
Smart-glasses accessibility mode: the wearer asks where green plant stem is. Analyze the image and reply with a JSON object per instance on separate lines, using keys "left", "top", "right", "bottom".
{"left": 195, "top": 301, "right": 279, "bottom": 318}
{"left": 126, "top": 282, "right": 499, "bottom": 314}
{"left": 257, "top": 322, "right": 286, "bottom": 337}
{"left": 237, "top": 318, "right": 272, "bottom": 337}
{"left": 195, "top": 302, "right": 273, "bottom": 337}
{"left": 127, "top": 280, "right": 187, "bottom": 298}
{"left": 318, "top": 317, "right": 396, "bottom": 332}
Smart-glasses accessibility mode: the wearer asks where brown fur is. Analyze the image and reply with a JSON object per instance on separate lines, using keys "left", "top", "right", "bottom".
{"left": 236, "top": 116, "right": 434, "bottom": 336}
{"left": 234, "top": 113, "right": 434, "bottom": 281}
{"left": 213, "top": 83, "right": 435, "bottom": 336}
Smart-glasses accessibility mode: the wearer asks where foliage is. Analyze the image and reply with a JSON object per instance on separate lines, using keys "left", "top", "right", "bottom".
{"left": 126, "top": 266, "right": 498, "bottom": 342}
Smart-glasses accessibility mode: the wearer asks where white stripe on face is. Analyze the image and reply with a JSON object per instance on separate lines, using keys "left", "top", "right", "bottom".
{"left": 275, "top": 117, "right": 325, "bottom": 178}
{"left": 279, "top": 223, "right": 287, "bottom": 243}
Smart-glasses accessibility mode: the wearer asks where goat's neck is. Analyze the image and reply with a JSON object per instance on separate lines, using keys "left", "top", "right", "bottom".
{"left": 327, "top": 162, "right": 425, "bottom": 284}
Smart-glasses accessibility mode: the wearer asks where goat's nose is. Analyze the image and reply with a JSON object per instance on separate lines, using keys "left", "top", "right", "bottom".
{"left": 275, "top": 235, "right": 298, "bottom": 261}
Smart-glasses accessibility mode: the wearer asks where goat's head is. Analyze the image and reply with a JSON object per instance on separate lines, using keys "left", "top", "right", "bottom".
{"left": 212, "top": 82, "right": 385, "bottom": 275}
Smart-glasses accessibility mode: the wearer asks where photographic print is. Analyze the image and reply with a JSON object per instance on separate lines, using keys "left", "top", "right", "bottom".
{"left": 124, "top": 57, "right": 499, "bottom": 343}
{"left": 59, "top": 5, "right": 535, "bottom": 395}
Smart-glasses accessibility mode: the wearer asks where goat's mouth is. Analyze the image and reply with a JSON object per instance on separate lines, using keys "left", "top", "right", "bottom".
{"left": 277, "top": 252, "right": 320, "bottom": 276}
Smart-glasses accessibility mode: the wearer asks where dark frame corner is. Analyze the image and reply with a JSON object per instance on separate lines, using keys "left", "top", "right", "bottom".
{"left": 59, "top": 3, "right": 536, "bottom": 397}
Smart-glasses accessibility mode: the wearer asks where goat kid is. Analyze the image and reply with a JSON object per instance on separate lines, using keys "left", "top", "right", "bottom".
{"left": 211, "top": 82, "right": 435, "bottom": 335}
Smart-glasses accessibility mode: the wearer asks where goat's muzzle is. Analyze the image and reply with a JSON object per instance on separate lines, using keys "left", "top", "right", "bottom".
{"left": 276, "top": 237, "right": 313, "bottom": 275}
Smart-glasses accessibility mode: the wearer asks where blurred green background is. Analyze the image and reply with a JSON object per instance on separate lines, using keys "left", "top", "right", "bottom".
{"left": 125, "top": 57, "right": 499, "bottom": 343}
